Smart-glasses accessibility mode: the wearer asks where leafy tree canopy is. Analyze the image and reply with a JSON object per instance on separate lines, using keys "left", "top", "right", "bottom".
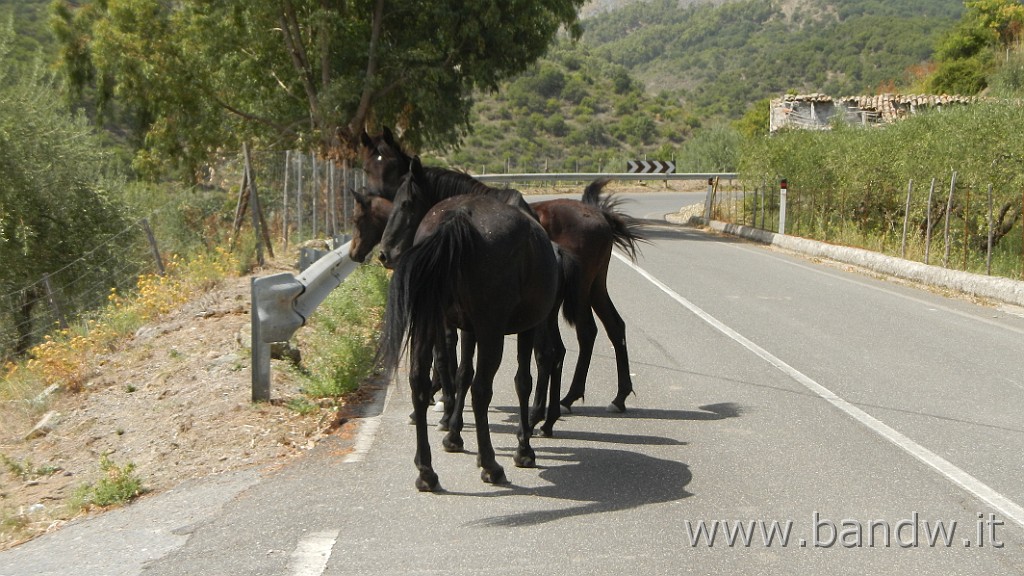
{"left": 0, "top": 19, "right": 129, "bottom": 305}
{"left": 928, "top": 0, "right": 1024, "bottom": 93}
{"left": 52, "top": 0, "right": 586, "bottom": 180}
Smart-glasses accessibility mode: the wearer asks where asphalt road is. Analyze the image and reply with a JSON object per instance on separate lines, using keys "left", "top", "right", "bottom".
{"left": 3, "top": 192, "right": 1024, "bottom": 575}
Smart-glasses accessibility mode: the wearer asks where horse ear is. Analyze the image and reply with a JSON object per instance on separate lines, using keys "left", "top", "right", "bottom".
{"left": 410, "top": 155, "right": 426, "bottom": 181}
{"left": 382, "top": 126, "right": 397, "bottom": 147}
{"left": 352, "top": 188, "right": 369, "bottom": 208}
{"left": 360, "top": 130, "right": 373, "bottom": 150}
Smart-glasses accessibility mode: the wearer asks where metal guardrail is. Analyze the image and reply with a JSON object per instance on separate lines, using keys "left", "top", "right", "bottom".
{"left": 474, "top": 172, "right": 737, "bottom": 184}
{"left": 250, "top": 240, "right": 358, "bottom": 401}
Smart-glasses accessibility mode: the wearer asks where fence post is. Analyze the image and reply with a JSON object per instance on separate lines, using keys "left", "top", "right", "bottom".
{"left": 243, "top": 143, "right": 265, "bottom": 266}
{"left": 297, "top": 152, "right": 304, "bottom": 241}
{"left": 900, "top": 180, "right": 913, "bottom": 259}
{"left": 925, "top": 178, "right": 936, "bottom": 265}
{"left": 760, "top": 178, "right": 766, "bottom": 230}
{"left": 778, "top": 179, "right": 788, "bottom": 235}
{"left": 283, "top": 150, "right": 291, "bottom": 254}
{"left": 41, "top": 274, "right": 68, "bottom": 330}
{"left": 943, "top": 171, "right": 957, "bottom": 268}
{"left": 140, "top": 219, "right": 166, "bottom": 275}
{"left": 986, "top": 183, "right": 994, "bottom": 275}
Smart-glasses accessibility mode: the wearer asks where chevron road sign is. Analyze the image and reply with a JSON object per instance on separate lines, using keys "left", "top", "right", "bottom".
{"left": 627, "top": 160, "right": 676, "bottom": 174}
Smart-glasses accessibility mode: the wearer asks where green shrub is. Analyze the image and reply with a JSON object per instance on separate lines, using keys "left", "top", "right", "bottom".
{"left": 297, "top": 264, "right": 389, "bottom": 398}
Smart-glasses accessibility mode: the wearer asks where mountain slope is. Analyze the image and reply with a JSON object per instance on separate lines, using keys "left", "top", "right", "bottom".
{"left": 581, "top": 0, "right": 964, "bottom": 116}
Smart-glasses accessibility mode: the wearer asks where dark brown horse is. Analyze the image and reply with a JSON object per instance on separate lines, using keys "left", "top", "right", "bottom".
{"left": 376, "top": 160, "right": 574, "bottom": 491}
{"left": 361, "top": 128, "right": 645, "bottom": 417}
{"left": 350, "top": 190, "right": 393, "bottom": 263}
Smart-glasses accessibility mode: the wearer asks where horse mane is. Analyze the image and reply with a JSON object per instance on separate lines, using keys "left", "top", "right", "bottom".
{"left": 423, "top": 166, "right": 534, "bottom": 217}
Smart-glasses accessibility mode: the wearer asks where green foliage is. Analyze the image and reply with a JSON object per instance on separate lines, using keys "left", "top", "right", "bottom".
{"left": 451, "top": 0, "right": 964, "bottom": 171}
{"left": 738, "top": 103, "right": 1024, "bottom": 277}
{"left": 987, "top": 49, "right": 1024, "bottom": 97}
{"left": 733, "top": 98, "right": 771, "bottom": 138}
{"left": 1, "top": 454, "right": 61, "bottom": 480}
{"left": 0, "top": 0, "right": 55, "bottom": 60}
{"left": 298, "top": 264, "right": 389, "bottom": 398}
{"left": 583, "top": 0, "right": 962, "bottom": 117}
{"left": 0, "top": 21, "right": 140, "bottom": 357}
{"left": 925, "top": 0, "right": 1024, "bottom": 94}
{"left": 51, "top": 0, "right": 586, "bottom": 180}
{"left": 676, "top": 124, "right": 742, "bottom": 173}
{"left": 71, "top": 453, "right": 145, "bottom": 509}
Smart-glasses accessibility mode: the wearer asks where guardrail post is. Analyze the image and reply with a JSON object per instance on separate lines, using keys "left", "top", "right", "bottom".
{"left": 249, "top": 241, "right": 358, "bottom": 401}
{"left": 251, "top": 277, "right": 272, "bottom": 402}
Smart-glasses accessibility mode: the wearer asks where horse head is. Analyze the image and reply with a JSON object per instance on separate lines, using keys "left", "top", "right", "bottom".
{"left": 378, "top": 156, "right": 431, "bottom": 269}
{"left": 349, "top": 189, "right": 393, "bottom": 264}
{"left": 359, "top": 126, "right": 412, "bottom": 200}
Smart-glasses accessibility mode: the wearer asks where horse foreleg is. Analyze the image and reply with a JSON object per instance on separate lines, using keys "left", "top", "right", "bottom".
{"left": 443, "top": 330, "right": 474, "bottom": 453}
{"left": 514, "top": 329, "right": 537, "bottom": 468}
{"left": 410, "top": 336, "right": 440, "bottom": 492}
{"left": 472, "top": 335, "right": 506, "bottom": 484}
{"left": 592, "top": 288, "right": 634, "bottom": 413}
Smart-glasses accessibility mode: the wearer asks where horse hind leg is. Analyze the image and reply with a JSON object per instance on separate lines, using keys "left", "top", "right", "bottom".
{"left": 514, "top": 330, "right": 539, "bottom": 467}
{"left": 471, "top": 335, "right": 507, "bottom": 484}
{"left": 560, "top": 307, "right": 598, "bottom": 411}
{"left": 592, "top": 288, "right": 634, "bottom": 413}
{"left": 531, "top": 311, "right": 565, "bottom": 438}
{"left": 443, "top": 330, "right": 474, "bottom": 453}
{"left": 434, "top": 327, "right": 458, "bottom": 432}
{"left": 410, "top": 337, "right": 441, "bottom": 492}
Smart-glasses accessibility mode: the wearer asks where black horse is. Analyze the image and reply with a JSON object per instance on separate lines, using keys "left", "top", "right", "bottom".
{"left": 376, "top": 161, "right": 576, "bottom": 491}
{"left": 361, "top": 128, "right": 646, "bottom": 416}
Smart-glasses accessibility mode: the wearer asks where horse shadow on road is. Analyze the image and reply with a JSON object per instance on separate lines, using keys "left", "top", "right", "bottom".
{"left": 463, "top": 445, "right": 693, "bottom": 528}
{"left": 447, "top": 402, "right": 742, "bottom": 527}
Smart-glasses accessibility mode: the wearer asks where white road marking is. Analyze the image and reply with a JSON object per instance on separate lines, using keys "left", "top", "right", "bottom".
{"left": 343, "top": 382, "right": 395, "bottom": 464}
{"left": 288, "top": 530, "right": 339, "bottom": 576}
{"left": 615, "top": 251, "right": 1024, "bottom": 529}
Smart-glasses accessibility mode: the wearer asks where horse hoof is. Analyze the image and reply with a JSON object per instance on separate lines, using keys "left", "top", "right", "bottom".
{"left": 481, "top": 466, "right": 508, "bottom": 485}
{"left": 433, "top": 401, "right": 445, "bottom": 413}
{"left": 442, "top": 434, "right": 464, "bottom": 453}
{"left": 416, "top": 471, "right": 441, "bottom": 492}
{"left": 607, "top": 400, "right": 627, "bottom": 413}
{"left": 540, "top": 425, "right": 554, "bottom": 438}
{"left": 436, "top": 420, "right": 450, "bottom": 432}
{"left": 514, "top": 449, "right": 537, "bottom": 468}
{"left": 559, "top": 403, "right": 572, "bottom": 415}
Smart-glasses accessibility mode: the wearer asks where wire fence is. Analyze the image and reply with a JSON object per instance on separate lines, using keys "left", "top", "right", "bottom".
{"left": 711, "top": 174, "right": 1024, "bottom": 280}
{"left": 227, "top": 150, "right": 365, "bottom": 250}
{"left": 1, "top": 149, "right": 364, "bottom": 363}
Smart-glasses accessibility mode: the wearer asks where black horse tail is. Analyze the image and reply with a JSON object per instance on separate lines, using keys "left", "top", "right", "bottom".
{"left": 582, "top": 178, "right": 648, "bottom": 263}
{"left": 556, "top": 244, "right": 582, "bottom": 328}
{"left": 376, "top": 213, "right": 476, "bottom": 377}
